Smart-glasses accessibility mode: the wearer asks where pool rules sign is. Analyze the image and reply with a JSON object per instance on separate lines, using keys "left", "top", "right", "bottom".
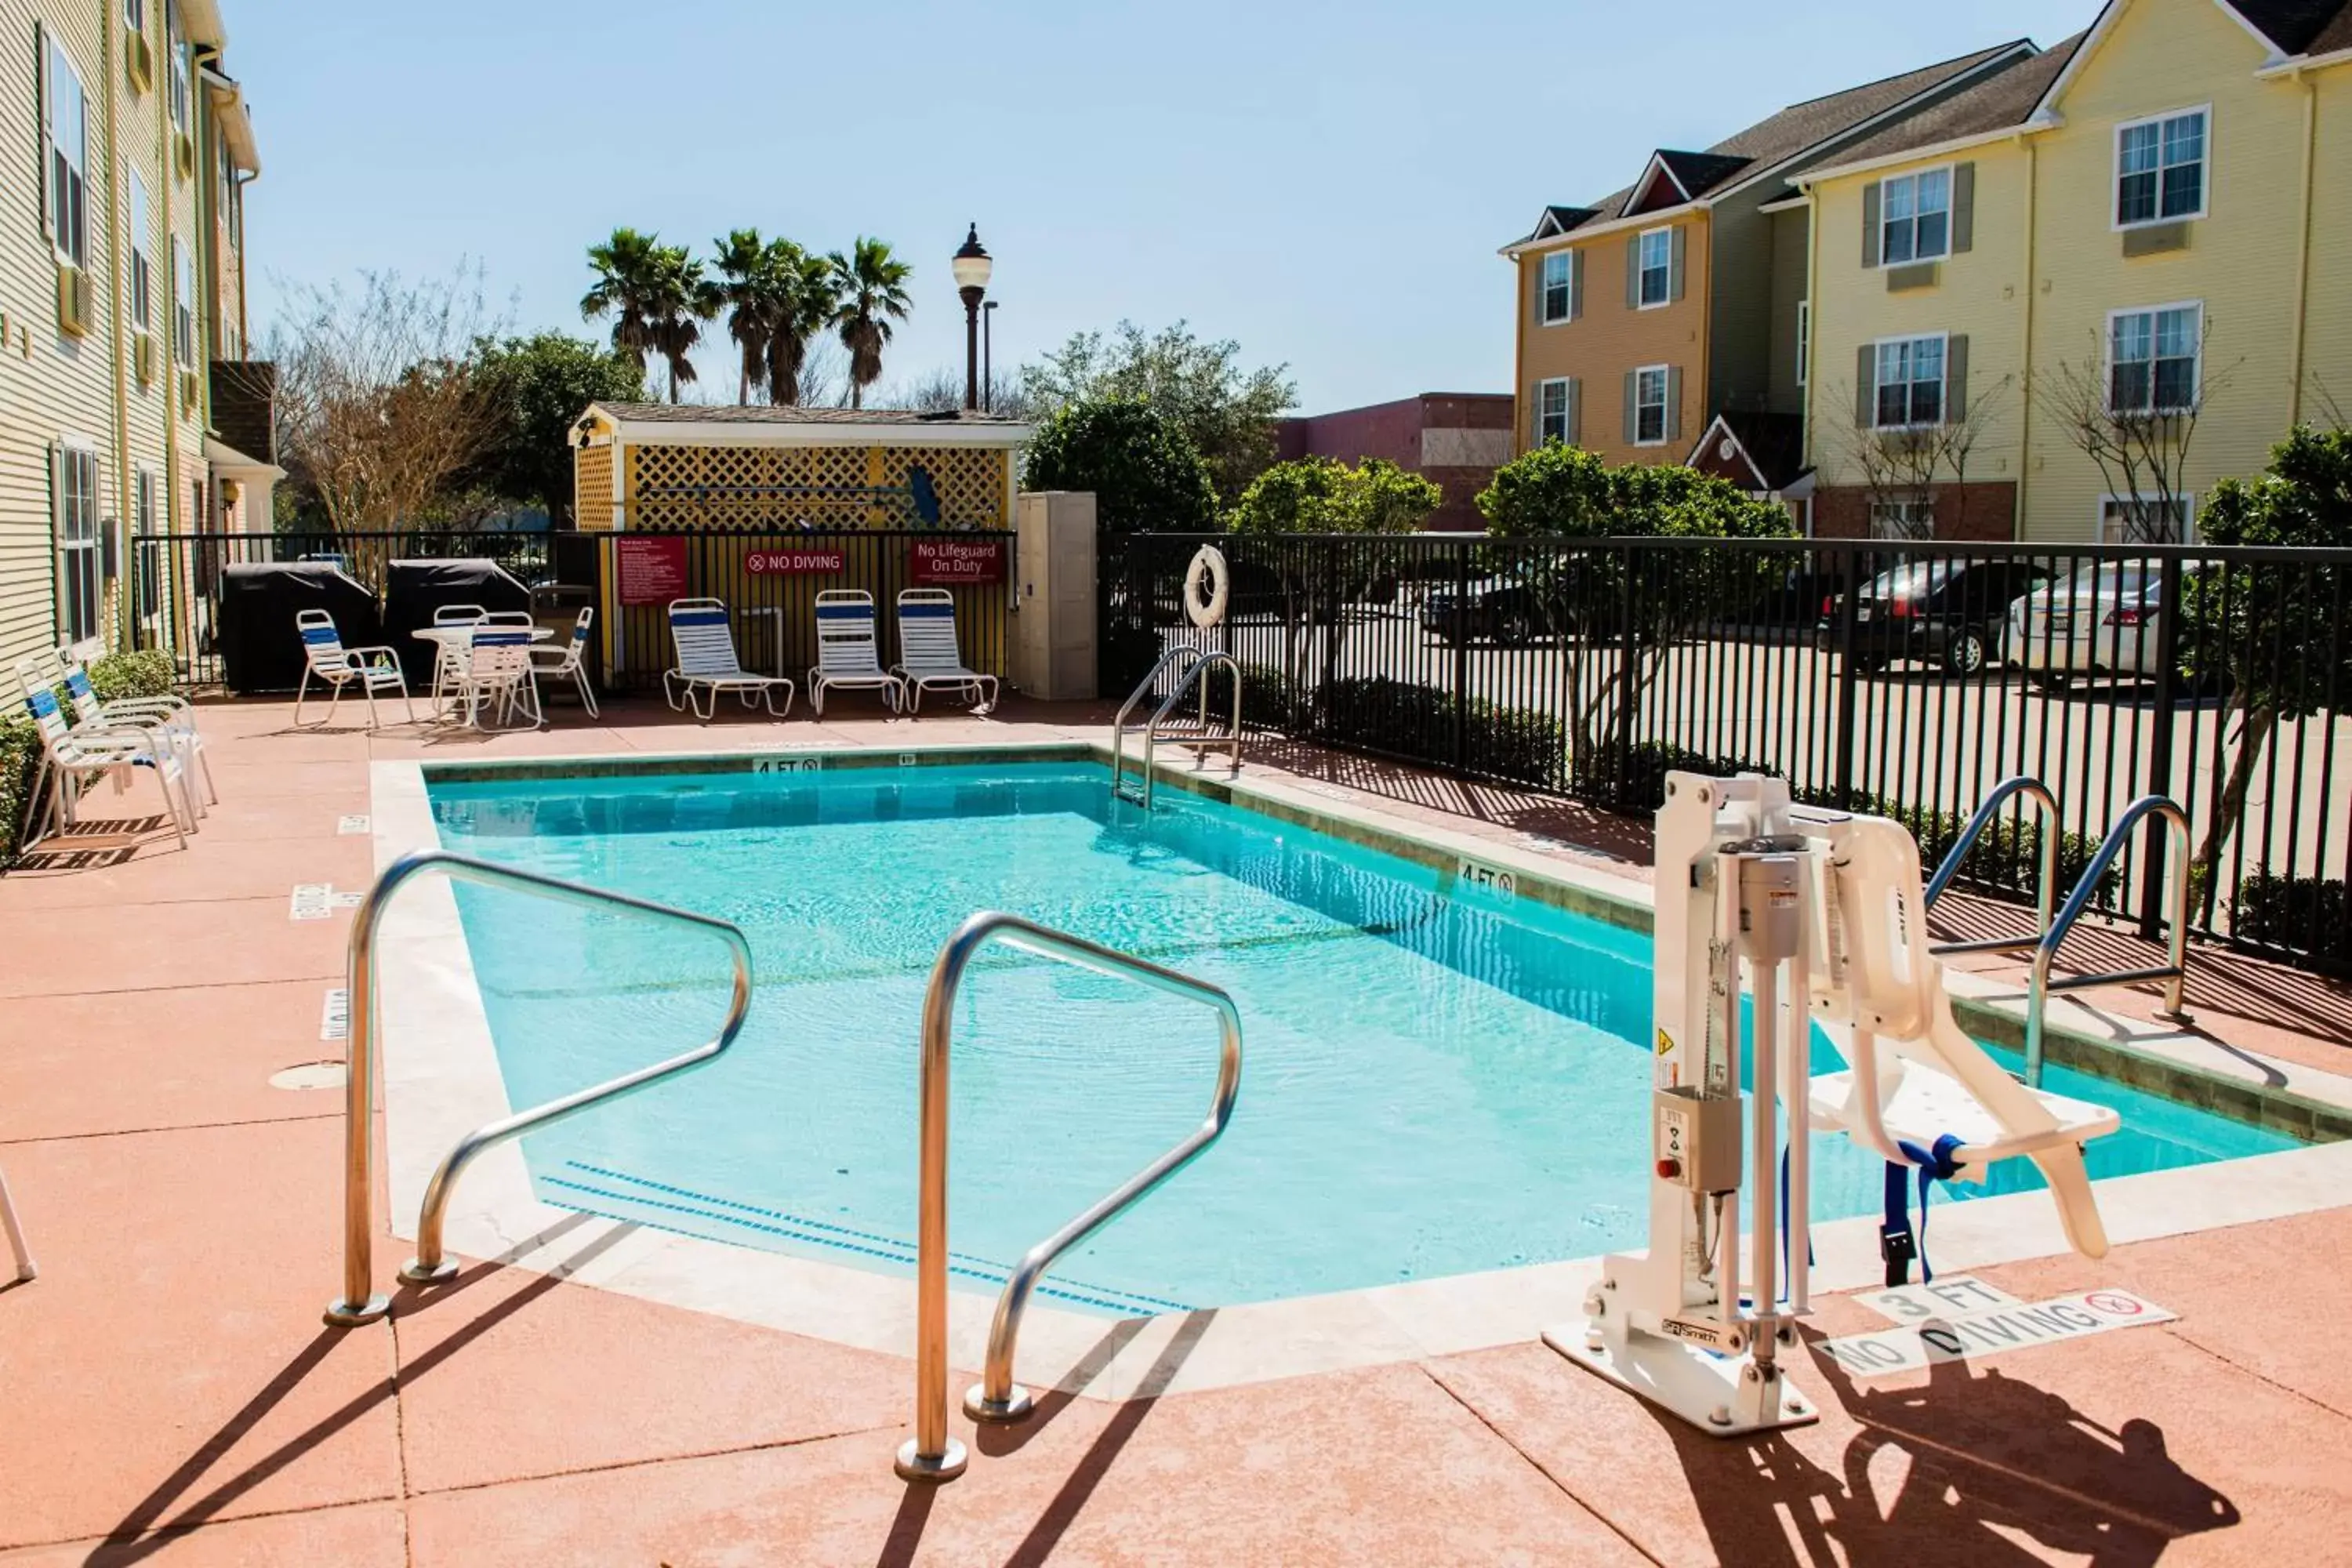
{"left": 1813, "top": 1276, "right": 2175, "bottom": 1377}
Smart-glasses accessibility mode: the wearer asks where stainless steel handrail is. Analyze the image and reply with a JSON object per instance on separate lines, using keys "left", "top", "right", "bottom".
{"left": 1139, "top": 652, "right": 1243, "bottom": 808}
{"left": 1924, "top": 775, "right": 2060, "bottom": 956}
{"left": 2024, "top": 794, "right": 2193, "bottom": 1085}
{"left": 1109, "top": 645, "right": 1207, "bottom": 801}
{"left": 895, "top": 911, "right": 1243, "bottom": 1483}
{"left": 323, "top": 849, "right": 755, "bottom": 1327}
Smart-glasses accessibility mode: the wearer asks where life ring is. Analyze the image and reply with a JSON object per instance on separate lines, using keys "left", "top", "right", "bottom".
{"left": 1185, "top": 545, "right": 1230, "bottom": 628}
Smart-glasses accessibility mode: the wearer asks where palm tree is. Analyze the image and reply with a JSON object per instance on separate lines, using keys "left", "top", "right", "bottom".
{"left": 764, "top": 241, "right": 837, "bottom": 406}
{"left": 646, "top": 243, "right": 718, "bottom": 404}
{"left": 710, "top": 228, "right": 777, "bottom": 406}
{"left": 828, "top": 238, "right": 913, "bottom": 409}
{"left": 580, "top": 227, "right": 666, "bottom": 380}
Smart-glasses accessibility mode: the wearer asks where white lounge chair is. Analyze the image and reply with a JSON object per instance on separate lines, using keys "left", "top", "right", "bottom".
{"left": 16, "top": 673, "right": 193, "bottom": 852}
{"left": 893, "top": 589, "right": 999, "bottom": 714}
{"left": 808, "top": 590, "right": 906, "bottom": 717}
{"left": 448, "top": 627, "right": 542, "bottom": 730}
{"left": 530, "top": 608, "right": 598, "bottom": 717}
{"left": 49, "top": 648, "right": 216, "bottom": 812}
{"left": 0, "top": 1158, "right": 31, "bottom": 1282}
{"left": 665, "top": 598, "right": 793, "bottom": 721}
{"left": 294, "top": 609, "right": 414, "bottom": 729}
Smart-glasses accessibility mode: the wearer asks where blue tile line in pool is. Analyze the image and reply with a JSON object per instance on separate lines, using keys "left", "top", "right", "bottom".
{"left": 548, "top": 1161, "right": 1193, "bottom": 1318}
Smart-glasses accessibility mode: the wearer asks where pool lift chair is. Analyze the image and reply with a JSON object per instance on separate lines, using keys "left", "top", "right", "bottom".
{"left": 1546, "top": 771, "right": 2122, "bottom": 1436}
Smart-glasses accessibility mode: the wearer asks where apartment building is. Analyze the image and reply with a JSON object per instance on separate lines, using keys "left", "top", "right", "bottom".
{"left": 2, "top": 0, "right": 269, "bottom": 671}
{"left": 1797, "top": 0, "right": 2351, "bottom": 542}
{"left": 1500, "top": 41, "right": 2038, "bottom": 518}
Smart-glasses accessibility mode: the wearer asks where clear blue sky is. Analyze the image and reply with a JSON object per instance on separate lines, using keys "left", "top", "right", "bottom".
{"left": 230, "top": 0, "right": 2074, "bottom": 412}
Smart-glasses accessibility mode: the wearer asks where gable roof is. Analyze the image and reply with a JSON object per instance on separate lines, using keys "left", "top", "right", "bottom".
{"left": 1687, "top": 411, "right": 1810, "bottom": 492}
{"left": 1817, "top": 34, "right": 2082, "bottom": 170}
{"left": 1506, "top": 38, "right": 2032, "bottom": 245}
{"left": 2228, "top": 0, "right": 2352, "bottom": 53}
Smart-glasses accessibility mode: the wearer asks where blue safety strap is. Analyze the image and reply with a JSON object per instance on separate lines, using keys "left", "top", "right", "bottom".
{"left": 1879, "top": 1134, "right": 1965, "bottom": 1287}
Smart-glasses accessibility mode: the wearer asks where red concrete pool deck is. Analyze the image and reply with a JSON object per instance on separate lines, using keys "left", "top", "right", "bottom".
{"left": 4, "top": 697, "right": 2350, "bottom": 1565}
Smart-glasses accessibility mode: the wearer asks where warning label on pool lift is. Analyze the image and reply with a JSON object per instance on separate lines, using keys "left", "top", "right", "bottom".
{"left": 1814, "top": 1279, "right": 2175, "bottom": 1377}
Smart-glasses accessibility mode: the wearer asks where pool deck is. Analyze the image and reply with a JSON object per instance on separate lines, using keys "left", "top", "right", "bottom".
{"left": 4, "top": 695, "right": 2351, "bottom": 1565}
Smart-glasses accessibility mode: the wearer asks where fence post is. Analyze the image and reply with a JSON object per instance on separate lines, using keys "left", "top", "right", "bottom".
{"left": 2139, "top": 552, "right": 2186, "bottom": 940}
{"left": 1451, "top": 538, "right": 1471, "bottom": 771}
{"left": 1614, "top": 541, "right": 1638, "bottom": 805}
{"left": 1832, "top": 542, "right": 1861, "bottom": 808}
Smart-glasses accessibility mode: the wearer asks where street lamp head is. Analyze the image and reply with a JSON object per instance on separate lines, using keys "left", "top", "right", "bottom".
{"left": 951, "top": 223, "right": 993, "bottom": 294}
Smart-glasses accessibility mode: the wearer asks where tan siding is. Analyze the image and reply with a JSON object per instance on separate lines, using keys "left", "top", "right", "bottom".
{"left": 1515, "top": 214, "right": 1709, "bottom": 466}
{"left": 2302, "top": 64, "right": 2352, "bottom": 426}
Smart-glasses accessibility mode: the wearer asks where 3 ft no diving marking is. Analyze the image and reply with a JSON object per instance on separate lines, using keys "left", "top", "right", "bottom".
{"left": 1815, "top": 1287, "right": 2175, "bottom": 1378}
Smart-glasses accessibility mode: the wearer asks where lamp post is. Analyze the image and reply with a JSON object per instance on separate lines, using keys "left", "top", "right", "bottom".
{"left": 952, "top": 224, "right": 993, "bottom": 412}
{"left": 982, "top": 301, "right": 998, "bottom": 413}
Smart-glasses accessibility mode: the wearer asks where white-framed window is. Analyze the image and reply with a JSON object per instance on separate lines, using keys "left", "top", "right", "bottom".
{"left": 1874, "top": 334, "right": 1946, "bottom": 428}
{"left": 125, "top": 0, "right": 145, "bottom": 33}
{"left": 129, "top": 169, "right": 152, "bottom": 332}
{"left": 2116, "top": 107, "right": 2206, "bottom": 227}
{"left": 1878, "top": 166, "right": 1951, "bottom": 264}
{"left": 1795, "top": 299, "right": 1810, "bottom": 387}
{"left": 42, "top": 34, "right": 89, "bottom": 266}
{"left": 2100, "top": 494, "right": 2196, "bottom": 545}
{"left": 166, "top": 2, "right": 190, "bottom": 129}
{"left": 1539, "top": 251, "right": 1573, "bottom": 325}
{"left": 1869, "top": 498, "right": 1934, "bottom": 541}
{"left": 134, "top": 466, "right": 160, "bottom": 615}
{"left": 172, "top": 237, "right": 196, "bottom": 366}
{"left": 1535, "top": 377, "right": 1571, "bottom": 445}
{"left": 2108, "top": 302, "right": 2201, "bottom": 414}
{"left": 53, "top": 441, "right": 102, "bottom": 643}
{"left": 1634, "top": 365, "right": 1669, "bottom": 445}
{"left": 1636, "top": 227, "right": 1671, "bottom": 309}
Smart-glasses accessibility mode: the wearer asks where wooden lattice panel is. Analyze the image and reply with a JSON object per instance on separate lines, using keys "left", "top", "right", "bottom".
{"left": 573, "top": 444, "right": 615, "bottom": 530}
{"left": 623, "top": 442, "right": 1006, "bottom": 529}
{"left": 874, "top": 447, "right": 1007, "bottom": 528}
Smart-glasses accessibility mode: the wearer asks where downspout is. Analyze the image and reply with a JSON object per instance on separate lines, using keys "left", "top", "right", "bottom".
{"left": 1799, "top": 182, "right": 1820, "bottom": 490}
{"left": 2287, "top": 68, "right": 2317, "bottom": 426}
{"left": 104, "top": 0, "right": 132, "bottom": 643}
{"left": 2016, "top": 133, "right": 2038, "bottom": 542}
{"left": 158, "top": 36, "right": 178, "bottom": 529}
{"left": 1510, "top": 251, "right": 1530, "bottom": 455}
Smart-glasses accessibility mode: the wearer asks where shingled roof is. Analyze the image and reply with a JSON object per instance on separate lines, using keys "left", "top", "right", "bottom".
{"left": 586, "top": 402, "right": 1028, "bottom": 429}
{"left": 2229, "top": 0, "right": 2352, "bottom": 54}
{"left": 1821, "top": 35, "right": 2082, "bottom": 168}
{"left": 1508, "top": 39, "right": 2032, "bottom": 245}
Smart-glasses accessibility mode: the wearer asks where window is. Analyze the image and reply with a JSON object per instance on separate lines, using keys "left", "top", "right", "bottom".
{"left": 129, "top": 169, "right": 152, "bottom": 332}
{"left": 1637, "top": 228, "right": 1671, "bottom": 308}
{"left": 1868, "top": 499, "right": 1935, "bottom": 542}
{"left": 53, "top": 444, "right": 101, "bottom": 643}
{"left": 1878, "top": 168, "right": 1951, "bottom": 264}
{"left": 2100, "top": 495, "right": 2195, "bottom": 544}
{"left": 1539, "top": 252, "right": 1573, "bottom": 325}
{"left": 2117, "top": 108, "right": 2205, "bottom": 226}
{"left": 1535, "top": 378, "right": 1571, "bottom": 445}
{"left": 134, "top": 468, "right": 160, "bottom": 616}
{"left": 167, "top": 2, "right": 190, "bottom": 128}
{"left": 2109, "top": 303, "right": 2201, "bottom": 413}
{"left": 172, "top": 238, "right": 197, "bottom": 367}
{"left": 1795, "top": 300, "right": 1810, "bottom": 387}
{"left": 42, "top": 35, "right": 88, "bottom": 265}
{"left": 1874, "top": 335, "right": 1945, "bottom": 427}
{"left": 125, "top": 0, "right": 144, "bottom": 32}
{"left": 1634, "top": 365, "right": 1668, "bottom": 445}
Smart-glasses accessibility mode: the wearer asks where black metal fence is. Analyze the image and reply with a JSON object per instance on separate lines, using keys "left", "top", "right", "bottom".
{"left": 1103, "top": 531, "right": 2352, "bottom": 975}
{"left": 131, "top": 524, "right": 1012, "bottom": 700}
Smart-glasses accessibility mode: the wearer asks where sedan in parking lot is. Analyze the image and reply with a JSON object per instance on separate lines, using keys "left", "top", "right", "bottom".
{"left": 2009, "top": 563, "right": 2169, "bottom": 688}
{"left": 1817, "top": 557, "right": 2053, "bottom": 676}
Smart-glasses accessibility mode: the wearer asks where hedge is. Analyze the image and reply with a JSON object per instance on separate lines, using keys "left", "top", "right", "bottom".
{"left": 2232, "top": 874, "right": 2349, "bottom": 956}
{"left": 1311, "top": 677, "right": 1567, "bottom": 790}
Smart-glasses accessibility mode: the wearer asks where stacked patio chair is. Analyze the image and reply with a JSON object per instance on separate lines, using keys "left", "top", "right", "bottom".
{"left": 893, "top": 589, "right": 1000, "bottom": 714}
{"left": 293, "top": 609, "right": 414, "bottom": 729}
{"left": 447, "top": 627, "right": 542, "bottom": 730}
{"left": 14, "top": 661, "right": 196, "bottom": 853}
{"left": 808, "top": 590, "right": 906, "bottom": 717}
{"left": 49, "top": 648, "right": 216, "bottom": 814}
{"left": 664, "top": 598, "right": 794, "bottom": 721}
{"left": 427, "top": 604, "right": 486, "bottom": 710}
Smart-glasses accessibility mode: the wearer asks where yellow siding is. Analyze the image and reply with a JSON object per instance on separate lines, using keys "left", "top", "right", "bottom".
{"left": 2023, "top": 0, "right": 2309, "bottom": 541}
{"left": 1806, "top": 143, "right": 2033, "bottom": 514}
{"left": 1513, "top": 213, "right": 1709, "bottom": 467}
{"left": 2302, "top": 62, "right": 2352, "bottom": 427}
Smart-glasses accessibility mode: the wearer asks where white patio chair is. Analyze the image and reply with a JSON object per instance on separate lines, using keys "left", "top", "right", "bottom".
{"left": 893, "top": 589, "right": 1000, "bottom": 714}
{"left": 16, "top": 672, "right": 193, "bottom": 852}
{"left": 294, "top": 609, "right": 413, "bottom": 730}
{"left": 664, "top": 598, "right": 793, "bottom": 721}
{"left": 430, "top": 605, "right": 487, "bottom": 710}
{"left": 49, "top": 648, "right": 216, "bottom": 812}
{"left": 1, "top": 1159, "right": 31, "bottom": 1282}
{"left": 808, "top": 590, "right": 906, "bottom": 717}
{"left": 529, "top": 608, "right": 598, "bottom": 717}
{"left": 447, "top": 628, "right": 541, "bottom": 730}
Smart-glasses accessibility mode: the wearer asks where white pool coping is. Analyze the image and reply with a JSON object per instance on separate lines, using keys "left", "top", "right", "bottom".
{"left": 370, "top": 747, "right": 2352, "bottom": 1404}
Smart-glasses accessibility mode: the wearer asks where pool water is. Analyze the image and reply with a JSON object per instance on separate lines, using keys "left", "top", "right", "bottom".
{"left": 426, "top": 760, "right": 2299, "bottom": 1313}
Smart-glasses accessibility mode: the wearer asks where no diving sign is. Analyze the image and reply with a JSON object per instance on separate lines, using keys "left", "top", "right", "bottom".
{"left": 1815, "top": 1287, "right": 2175, "bottom": 1378}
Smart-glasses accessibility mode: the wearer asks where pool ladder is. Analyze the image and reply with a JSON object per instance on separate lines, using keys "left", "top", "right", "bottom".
{"left": 896, "top": 911, "right": 1243, "bottom": 1482}
{"left": 323, "top": 850, "right": 754, "bottom": 1327}
{"left": 1110, "top": 645, "right": 1243, "bottom": 808}
{"left": 1922, "top": 776, "right": 2193, "bottom": 1086}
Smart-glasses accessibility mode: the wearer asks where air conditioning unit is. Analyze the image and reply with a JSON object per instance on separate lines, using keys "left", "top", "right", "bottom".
{"left": 134, "top": 331, "right": 156, "bottom": 387}
{"left": 175, "top": 131, "right": 195, "bottom": 180}
{"left": 125, "top": 31, "right": 153, "bottom": 93}
{"left": 55, "top": 263, "right": 89, "bottom": 338}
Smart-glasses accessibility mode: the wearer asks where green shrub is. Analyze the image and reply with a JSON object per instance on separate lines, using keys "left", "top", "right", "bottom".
{"left": 1589, "top": 742, "right": 1779, "bottom": 813}
{"left": 0, "top": 713, "right": 42, "bottom": 867}
{"left": 86, "top": 648, "right": 177, "bottom": 702}
{"left": 2230, "top": 873, "right": 2349, "bottom": 955}
{"left": 1838, "top": 795, "right": 2115, "bottom": 906}
{"left": 1022, "top": 397, "right": 1219, "bottom": 533}
{"left": 1312, "top": 677, "right": 1565, "bottom": 789}
{"left": 1197, "top": 660, "right": 1294, "bottom": 733}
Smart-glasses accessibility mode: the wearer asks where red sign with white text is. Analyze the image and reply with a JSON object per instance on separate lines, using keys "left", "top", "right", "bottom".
{"left": 615, "top": 535, "right": 688, "bottom": 606}
{"left": 909, "top": 537, "right": 1005, "bottom": 586}
{"left": 746, "top": 549, "right": 846, "bottom": 575}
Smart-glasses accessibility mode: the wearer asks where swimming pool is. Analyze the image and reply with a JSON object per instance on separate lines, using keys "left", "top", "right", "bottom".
{"left": 426, "top": 756, "right": 2299, "bottom": 1314}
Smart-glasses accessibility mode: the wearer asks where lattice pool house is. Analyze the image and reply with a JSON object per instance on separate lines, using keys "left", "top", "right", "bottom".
{"left": 567, "top": 402, "right": 1030, "bottom": 532}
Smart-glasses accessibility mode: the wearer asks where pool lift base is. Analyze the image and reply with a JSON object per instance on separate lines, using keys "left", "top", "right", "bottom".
{"left": 1545, "top": 1307, "right": 1816, "bottom": 1439}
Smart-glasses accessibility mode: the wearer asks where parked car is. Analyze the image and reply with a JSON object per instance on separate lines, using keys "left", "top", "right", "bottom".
{"left": 1816, "top": 557, "right": 2053, "bottom": 676}
{"left": 2009, "top": 562, "right": 2176, "bottom": 688}
{"left": 1421, "top": 575, "right": 1563, "bottom": 646}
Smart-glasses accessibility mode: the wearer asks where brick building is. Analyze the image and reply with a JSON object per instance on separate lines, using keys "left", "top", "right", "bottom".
{"left": 1273, "top": 393, "right": 1514, "bottom": 531}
